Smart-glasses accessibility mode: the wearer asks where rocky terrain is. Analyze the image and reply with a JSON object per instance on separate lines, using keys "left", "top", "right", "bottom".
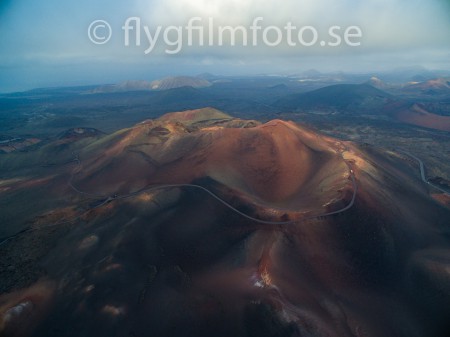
{"left": 1, "top": 109, "right": 450, "bottom": 337}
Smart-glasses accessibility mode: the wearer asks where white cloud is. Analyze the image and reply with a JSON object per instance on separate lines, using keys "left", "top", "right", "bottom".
{"left": 135, "top": 0, "right": 450, "bottom": 50}
{"left": 1, "top": 0, "right": 449, "bottom": 91}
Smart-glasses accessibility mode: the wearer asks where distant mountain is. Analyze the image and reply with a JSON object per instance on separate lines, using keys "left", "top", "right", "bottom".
{"left": 401, "top": 78, "right": 450, "bottom": 96}
{"left": 275, "top": 83, "right": 450, "bottom": 132}
{"left": 395, "top": 103, "right": 450, "bottom": 132}
{"left": 366, "top": 77, "right": 390, "bottom": 90}
{"left": 274, "top": 83, "right": 392, "bottom": 114}
{"left": 150, "top": 76, "right": 212, "bottom": 90}
{"left": 387, "top": 66, "right": 439, "bottom": 83}
{"left": 92, "top": 80, "right": 153, "bottom": 93}
{"left": 93, "top": 76, "right": 212, "bottom": 93}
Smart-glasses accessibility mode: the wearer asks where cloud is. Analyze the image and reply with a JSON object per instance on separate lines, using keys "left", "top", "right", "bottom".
{"left": 135, "top": 0, "right": 449, "bottom": 50}
{"left": 0, "top": 0, "right": 449, "bottom": 91}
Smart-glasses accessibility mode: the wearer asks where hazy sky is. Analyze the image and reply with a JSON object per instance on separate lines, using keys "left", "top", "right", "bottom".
{"left": 0, "top": 0, "right": 449, "bottom": 92}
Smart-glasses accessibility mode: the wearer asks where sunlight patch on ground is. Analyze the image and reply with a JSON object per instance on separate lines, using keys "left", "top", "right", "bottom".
{"left": 101, "top": 305, "right": 126, "bottom": 317}
{"left": 342, "top": 150, "right": 377, "bottom": 176}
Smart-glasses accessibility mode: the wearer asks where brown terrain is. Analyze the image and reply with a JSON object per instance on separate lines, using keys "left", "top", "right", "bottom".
{"left": 0, "top": 139, "right": 42, "bottom": 154}
{"left": 1, "top": 108, "right": 450, "bottom": 337}
{"left": 394, "top": 103, "right": 450, "bottom": 132}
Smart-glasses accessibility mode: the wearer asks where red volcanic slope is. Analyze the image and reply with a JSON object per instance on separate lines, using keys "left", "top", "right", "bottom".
{"left": 74, "top": 115, "right": 349, "bottom": 213}
{"left": 1, "top": 110, "right": 450, "bottom": 337}
{"left": 395, "top": 104, "right": 450, "bottom": 132}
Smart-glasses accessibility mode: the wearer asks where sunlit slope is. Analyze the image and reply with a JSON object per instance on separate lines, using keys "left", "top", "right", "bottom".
{"left": 74, "top": 109, "right": 349, "bottom": 211}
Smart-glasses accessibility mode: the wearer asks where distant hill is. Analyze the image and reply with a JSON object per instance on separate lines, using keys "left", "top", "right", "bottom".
{"left": 366, "top": 77, "right": 391, "bottom": 90}
{"left": 150, "top": 76, "right": 212, "bottom": 90}
{"left": 93, "top": 76, "right": 212, "bottom": 93}
{"left": 274, "top": 84, "right": 393, "bottom": 114}
{"left": 275, "top": 83, "right": 450, "bottom": 132}
{"left": 401, "top": 78, "right": 450, "bottom": 96}
{"left": 92, "top": 80, "right": 153, "bottom": 93}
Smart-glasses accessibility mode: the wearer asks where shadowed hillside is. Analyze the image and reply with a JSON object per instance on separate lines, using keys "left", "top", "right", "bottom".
{"left": 275, "top": 83, "right": 450, "bottom": 131}
{"left": 0, "top": 110, "right": 450, "bottom": 337}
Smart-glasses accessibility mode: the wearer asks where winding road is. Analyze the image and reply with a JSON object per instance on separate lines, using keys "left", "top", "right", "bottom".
{"left": 3, "top": 139, "right": 450, "bottom": 248}
{"left": 0, "top": 144, "right": 358, "bottom": 246}
{"left": 396, "top": 150, "right": 450, "bottom": 195}
{"left": 66, "top": 145, "right": 358, "bottom": 226}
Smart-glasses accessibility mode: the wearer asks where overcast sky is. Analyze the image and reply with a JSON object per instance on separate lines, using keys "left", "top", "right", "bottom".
{"left": 0, "top": 0, "right": 449, "bottom": 92}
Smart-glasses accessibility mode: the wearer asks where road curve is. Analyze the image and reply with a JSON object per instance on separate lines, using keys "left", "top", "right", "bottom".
{"left": 68, "top": 146, "right": 358, "bottom": 226}
{"left": 1, "top": 146, "right": 358, "bottom": 247}
{"left": 396, "top": 150, "right": 450, "bottom": 195}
